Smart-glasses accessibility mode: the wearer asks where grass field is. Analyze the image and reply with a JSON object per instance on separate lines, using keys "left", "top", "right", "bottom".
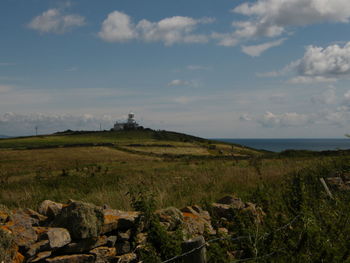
{"left": 2, "top": 129, "right": 350, "bottom": 261}
{"left": 0, "top": 129, "right": 347, "bottom": 211}
{"left": 0, "top": 129, "right": 330, "bottom": 211}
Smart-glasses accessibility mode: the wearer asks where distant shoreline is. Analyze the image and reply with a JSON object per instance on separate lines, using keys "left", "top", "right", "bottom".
{"left": 213, "top": 138, "right": 350, "bottom": 152}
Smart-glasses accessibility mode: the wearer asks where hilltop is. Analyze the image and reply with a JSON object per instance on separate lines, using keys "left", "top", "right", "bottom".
{"left": 0, "top": 129, "right": 262, "bottom": 158}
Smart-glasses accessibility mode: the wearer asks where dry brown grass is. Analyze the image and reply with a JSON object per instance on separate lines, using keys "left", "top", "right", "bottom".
{"left": 124, "top": 146, "right": 210, "bottom": 155}
{"left": 0, "top": 147, "right": 157, "bottom": 180}
{"left": 0, "top": 143, "right": 327, "bottom": 210}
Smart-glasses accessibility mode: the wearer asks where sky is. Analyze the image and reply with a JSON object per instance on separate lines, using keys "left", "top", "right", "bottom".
{"left": 1, "top": 0, "right": 350, "bottom": 138}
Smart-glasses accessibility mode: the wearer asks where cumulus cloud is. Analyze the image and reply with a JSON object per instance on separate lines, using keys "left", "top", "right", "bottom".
{"left": 260, "top": 42, "right": 350, "bottom": 83}
{"left": 167, "top": 79, "right": 199, "bottom": 88}
{"left": 241, "top": 38, "right": 286, "bottom": 57}
{"left": 311, "top": 86, "right": 337, "bottom": 105}
{"left": 98, "top": 11, "right": 214, "bottom": 45}
{"left": 231, "top": 0, "right": 350, "bottom": 41}
{"left": 0, "top": 112, "right": 114, "bottom": 136}
{"left": 295, "top": 43, "right": 350, "bottom": 77}
{"left": 258, "top": 111, "right": 312, "bottom": 128}
{"left": 98, "top": 11, "right": 137, "bottom": 42}
{"left": 28, "top": 8, "right": 85, "bottom": 34}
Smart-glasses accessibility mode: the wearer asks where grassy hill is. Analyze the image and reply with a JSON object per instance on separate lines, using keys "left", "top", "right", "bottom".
{"left": 2, "top": 130, "right": 350, "bottom": 261}
{"left": 0, "top": 129, "right": 347, "bottom": 211}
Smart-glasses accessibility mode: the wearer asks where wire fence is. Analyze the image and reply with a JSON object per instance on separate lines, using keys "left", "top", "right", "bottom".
{"left": 161, "top": 215, "right": 301, "bottom": 263}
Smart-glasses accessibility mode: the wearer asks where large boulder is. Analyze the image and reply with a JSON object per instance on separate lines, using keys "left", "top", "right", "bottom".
{"left": 34, "top": 227, "right": 71, "bottom": 249}
{"left": 102, "top": 209, "right": 139, "bottom": 234}
{"left": 181, "top": 205, "right": 215, "bottom": 238}
{"left": 51, "top": 201, "right": 104, "bottom": 240}
{"left": 38, "top": 200, "right": 65, "bottom": 219}
{"left": 5, "top": 210, "right": 38, "bottom": 249}
{"left": 211, "top": 195, "right": 265, "bottom": 224}
{"left": 155, "top": 207, "right": 184, "bottom": 231}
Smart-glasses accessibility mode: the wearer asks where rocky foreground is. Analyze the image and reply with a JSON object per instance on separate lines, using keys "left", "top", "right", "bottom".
{"left": 0, "top": 196, "right": 264, "bottom": 263}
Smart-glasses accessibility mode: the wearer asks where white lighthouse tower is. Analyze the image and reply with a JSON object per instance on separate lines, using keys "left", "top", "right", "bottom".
{"left": 112, "top": 112, "right": 139, "bottom": 130}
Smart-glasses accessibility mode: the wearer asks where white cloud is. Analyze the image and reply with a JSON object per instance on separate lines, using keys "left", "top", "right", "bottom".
{"left": 260, "top": 42, "right": 350, "bottom": 83}
{"left": 167, "top": 79, "right": 199, "bottom": 88}
{"left": 232, "top": 0, "right": 350, "bottom": 40}
{"left": 241, "top": 38, "right": 286, "bottom": 57}
{"left": 295, "top": 43, "right": 350, "bottom": 77}
{"left": 28, "top": 8, "right": 85, "bottom": 34}
{"left": 98, "top": 11, "right": 137, "bottom": 42}
{"left": 342, "top": 90, "right": 350, "bottom": 107}
{"left": 239, "top": 113, "right": 252, "bottom": 121}
{"left": 258, "top": 111, "right": 312, "bottom": 128}
{"left": 311, "top": 86, "right": 337, "bottom": 105}
{"left": 99, "top": 11, "right": 214, "bottom": 45}
{"left": 212, "top": 32, "right": 238, "bottom": 47}
{"left": 287, "top": 76, "right": 337, "bottom": 84}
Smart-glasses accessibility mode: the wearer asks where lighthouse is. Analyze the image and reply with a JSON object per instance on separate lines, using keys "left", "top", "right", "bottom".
{"left": 112, "top": 112, "right": 139, "bottom": 130}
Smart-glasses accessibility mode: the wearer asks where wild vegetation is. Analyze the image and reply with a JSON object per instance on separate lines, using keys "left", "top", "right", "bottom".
{"left": 1, "top": 129, "right": 350, "bottom": 262}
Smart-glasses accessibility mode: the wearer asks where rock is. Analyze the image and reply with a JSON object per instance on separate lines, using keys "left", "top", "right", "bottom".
{"left": 211, "top": 195, "right": 265, "bottom": 224}
{"left": 58, "top": 235, "right": 107, "bottom": 254}
{"left": 34, "top": 227, "right": 71, "bottom": 249}
{"left": 156, "top": 207, "right": 184, "bottom": 231}
{"left": 6, "top": 210, "right": 38, "bottom": 249}
{"left": 38, "top": 200, "right": 65, "bottom": 218}
{"left": 26, "top": 240, "right": 49, "bottom": 257}
{"left": 45, "top": 254, "right": 95, "bottom": 263}
{"left": 216, "top": 195, "right": 245, "bottom": 209}
{"left": 47, "top": 228, "right": 71, "bottom": 249}
{"left": 117, "top": 230, "right": 131, "bottom": 241}
{"left": 211, "top": 203, "right": 235, "bottom": 220}
{"left": 52, "top": 201, "right": 104, "bottom": 240}
{"left": 23, "top": 209, "right": 48, "bottom": 224}
{"left": 90, "top": 246, "right": 117, "bottom": 263}
{"left": 102, "top": 209, "right": 139, "bottom": 233}
{"left": 181, "top": 206, "right": 215, "bottom": 238}
{"left": 28, "top": 251, "right": 52, "bottom": 262}
{"left": 116, "top": 241, "right": 131, "bottom": 255}
{"left": 115, "top": 253, "right": 137, "bottom": 263}
{"left": 106, "top": 235, "right": 117, "bottom": 247}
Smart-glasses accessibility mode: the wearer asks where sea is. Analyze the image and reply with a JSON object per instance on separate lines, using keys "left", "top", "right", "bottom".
{"left": 214, "top": 138, "right": 350, "bottom": 153}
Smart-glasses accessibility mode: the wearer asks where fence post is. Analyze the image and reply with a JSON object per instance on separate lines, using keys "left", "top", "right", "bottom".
{"left": 320, "top": 178, "right": 334, "bottom": 199}
{"left": 181, "top": 236, "right": 207, "bottom": 263}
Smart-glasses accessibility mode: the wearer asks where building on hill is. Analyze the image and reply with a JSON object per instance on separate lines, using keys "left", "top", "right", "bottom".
{"left": 112, "top": 112, "right": 139, "bottom": 131}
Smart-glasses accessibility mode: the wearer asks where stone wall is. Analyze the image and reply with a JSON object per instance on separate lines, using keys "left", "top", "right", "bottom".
{"left": 0, "top": 195, "right": 264, "bottom": 263}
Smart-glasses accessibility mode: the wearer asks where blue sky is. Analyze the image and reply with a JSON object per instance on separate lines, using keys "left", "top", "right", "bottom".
{"left": 1, "top": 0, "right": 350, "bottom": 137}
